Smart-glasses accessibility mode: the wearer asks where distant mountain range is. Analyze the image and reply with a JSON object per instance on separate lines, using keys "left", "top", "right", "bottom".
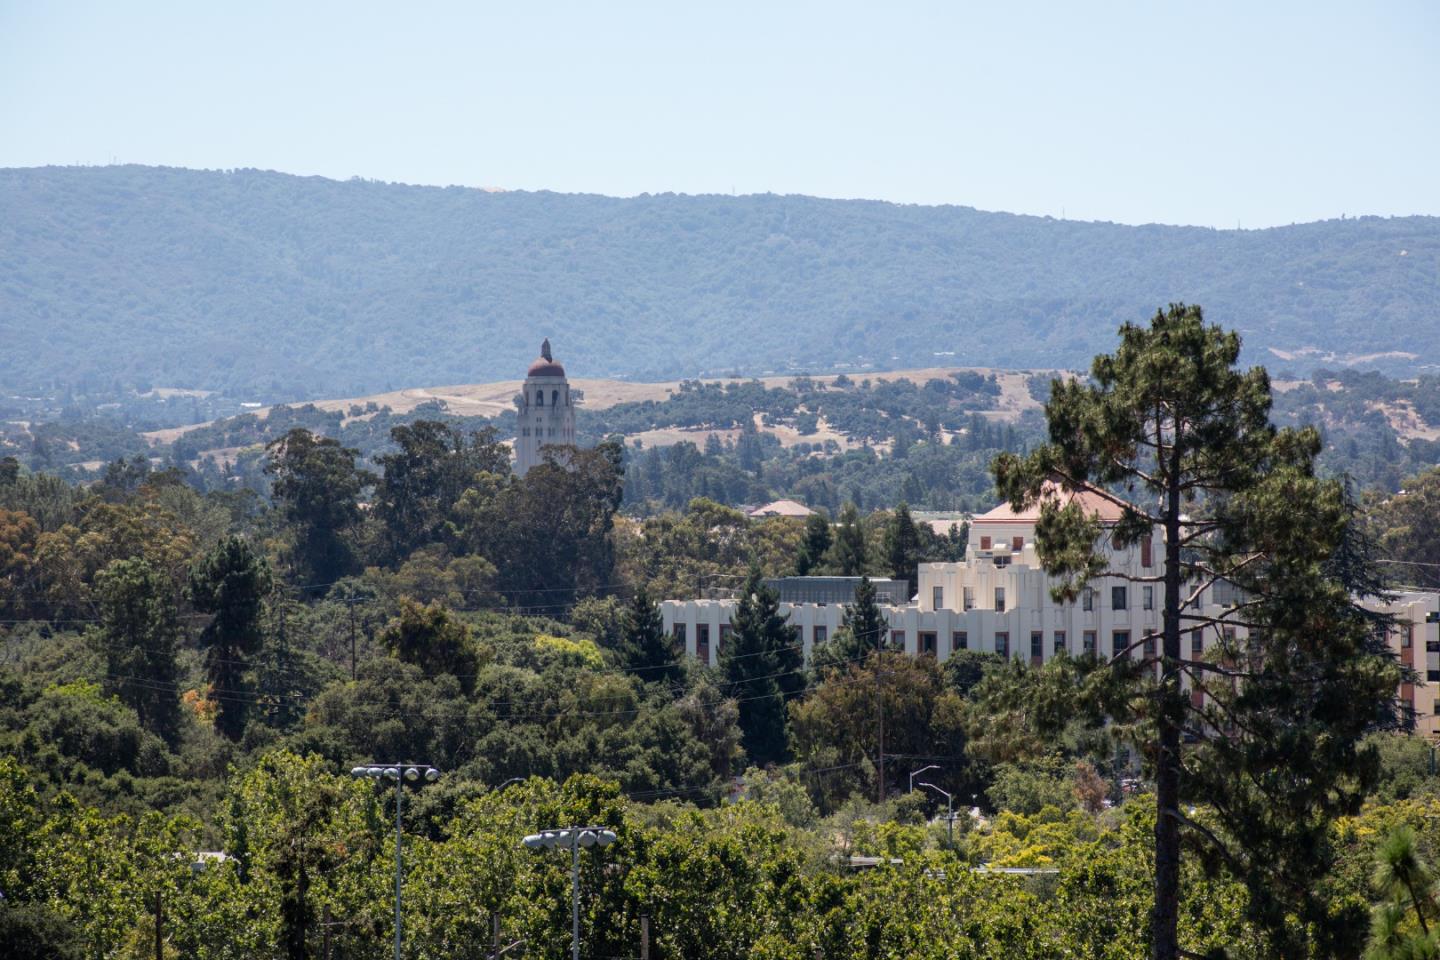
{"left": 2, "top": 165, "right": 1437, "bottom": 401}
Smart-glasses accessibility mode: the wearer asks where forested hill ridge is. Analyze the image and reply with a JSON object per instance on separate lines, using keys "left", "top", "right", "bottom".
{"left": 2, "top": 164, "right": 1438, "bottom": 400}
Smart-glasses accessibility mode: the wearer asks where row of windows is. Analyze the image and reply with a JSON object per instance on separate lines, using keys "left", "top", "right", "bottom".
{"left": 935, "top": 583, "right": 1156, "bottom": 613}
{"left": 975, "top": 536, "right": 1154, "bottom": 567}
{"left": 520, "top": 427, "right": 572, "bottom": 438}
{"left": 671, "top": 621, "right": 1216, "bottom": 663}
{"left": 530, "top": 389, "right": 568, "bottom": 407}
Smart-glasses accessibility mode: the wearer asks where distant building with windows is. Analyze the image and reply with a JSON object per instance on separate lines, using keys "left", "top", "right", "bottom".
{"left": 514, "top": 339, "right": 578, "bottom": 477}
{"left": 660, "top": 484, "right": 1440, "bottom": 737}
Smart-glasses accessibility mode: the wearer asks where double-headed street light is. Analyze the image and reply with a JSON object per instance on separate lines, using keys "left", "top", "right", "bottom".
{"left": 521, "top": 826, "right": 618, "bottom": 960}
{"left": 351, "top": 764, "right": 441, "bottom": 960}
{"left": 908, "top": 764, "right": 940, "bottom": 793}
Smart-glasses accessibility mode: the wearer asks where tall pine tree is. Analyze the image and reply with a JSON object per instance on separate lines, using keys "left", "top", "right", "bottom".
{"left": 992, "top": 304, "right": 1402, "bottom": 960}
{"left": 190, "top": 536, "right": 272, "bottom": 741}
{"left": 722, "top": 567, "right": 803, "bottom": 765}
{"left": 829, "top": 503, "right": 866, "bottom": 576}
{"left": 621, "top": 585, "right": 684, "bottom": 687}
{"left": 884, "top": 501, "right": 921, "bottom": 596}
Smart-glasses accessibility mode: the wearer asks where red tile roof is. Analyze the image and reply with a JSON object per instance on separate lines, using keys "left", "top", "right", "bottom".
{"left": 974, "top": 481, "right": 1127, "bottom": 524}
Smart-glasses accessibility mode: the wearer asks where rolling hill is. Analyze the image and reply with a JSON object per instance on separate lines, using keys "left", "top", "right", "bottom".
{"left": 2, "top": 164, "right": 1437, "bottom": 401}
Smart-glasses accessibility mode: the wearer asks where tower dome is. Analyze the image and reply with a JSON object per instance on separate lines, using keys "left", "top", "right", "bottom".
{"left": 527, "top": 338, "right": 566, "bottom": 378}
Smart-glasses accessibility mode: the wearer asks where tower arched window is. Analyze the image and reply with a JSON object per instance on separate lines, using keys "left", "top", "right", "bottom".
{"left": 552, "top": 389, "right": 559, "bottom": 406}
{"left": 536, "top": 391, "right": 544, "bottom": 406}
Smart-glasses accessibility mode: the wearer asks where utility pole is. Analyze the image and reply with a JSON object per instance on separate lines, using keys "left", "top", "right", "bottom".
{"left": 876, "top": 629, "right": 886, "bottom": 804}
{"left": 349, "top": 601, "right": 358, "bottom": 681}
{"left": 640, "top": 914, "right": 651, "bottom": 960}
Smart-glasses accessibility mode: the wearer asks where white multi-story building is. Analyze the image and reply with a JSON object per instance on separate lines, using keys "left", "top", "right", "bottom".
{"left": 513, "top": 339, "right": 578, "bottom": 477}
{"left": 659, "top": 486, "right": 1440, "bottom": 736}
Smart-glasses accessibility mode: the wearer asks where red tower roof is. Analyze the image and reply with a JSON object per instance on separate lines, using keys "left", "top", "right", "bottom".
{"left": 527, "top": 338, "right": 566, "bottom": 378}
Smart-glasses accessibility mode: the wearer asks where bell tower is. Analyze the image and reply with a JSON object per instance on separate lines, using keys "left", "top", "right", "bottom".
{"left": 514, "top": 338, "right": 577, "bottom": 476}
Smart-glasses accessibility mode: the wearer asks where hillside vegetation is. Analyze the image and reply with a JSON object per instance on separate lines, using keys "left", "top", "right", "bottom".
{"left": 3, "top": 165, "right": 1438, "bottom": 400}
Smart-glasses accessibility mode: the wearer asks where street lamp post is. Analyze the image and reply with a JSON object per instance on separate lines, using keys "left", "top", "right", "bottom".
{"left": 351, "top": 763, "right": 441, "bottom": 960}
{"left": 908, "top": 764, "right": 939, "bottom": 793}
{"left": 918, "top": 781, "right": 955, "bottom": 848}
{"left": 521, "top": 826, "right": 617, "bottom": 960}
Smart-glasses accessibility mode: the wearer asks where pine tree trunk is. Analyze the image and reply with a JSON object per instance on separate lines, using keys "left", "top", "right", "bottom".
{"left": 1152, "top": 449, "right": 1184, "bottom": 960}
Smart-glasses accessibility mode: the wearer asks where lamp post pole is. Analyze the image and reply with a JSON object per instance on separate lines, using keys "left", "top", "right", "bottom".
{"left": 522, "top": 826, "right": 618, "bottom": 960}
{"left": 351, "top": 764, "right": 441, "bottom": 960}
{"left": 919, "top": 782, "right": 955, "bottom": 848}
{"left": 393, "top": 773, "right": 403, "bottom": 960}
{"left": 571, "top": 832, "right": 581, "bottom": 960}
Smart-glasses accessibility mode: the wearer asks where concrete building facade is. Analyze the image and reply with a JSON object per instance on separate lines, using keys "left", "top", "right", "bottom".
{"left": 513, "top": 339, "right": 577, "bottom": 477}
{"left": 659, "top": 486, "right": 1440, "bottom": 736}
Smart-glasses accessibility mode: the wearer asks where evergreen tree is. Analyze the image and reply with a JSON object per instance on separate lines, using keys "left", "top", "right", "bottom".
{"left": 795, "top": 512, "right": 832, "bottom": 576}
{"left": 991, "top": 304, "right": 1402, "bottom": 960}
{"left": 810, "top": 574, "right": 891, "bottom": 676}
{"left": 829, "top": 502, "right": 866, "bottom": 576}
{"left": 621, "top": 585, "right": 684, "bottom": 687}
{"left": 884, "top": 501, "right": 922, "bottom": 595}
{"left": 94, "top": 557, "right": 181, "bottom": 744}
{"left": 190, "top": 535, "right": 272, "bottom": 741}
{"left": 722, "top": 567, "right": 802, "bottom": 766}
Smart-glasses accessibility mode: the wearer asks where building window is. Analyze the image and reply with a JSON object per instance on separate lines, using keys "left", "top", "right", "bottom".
{"left": 672, "top": 623, "right": 687, "bottom": 646}
{"left": 1190, "top": 630, "right": 1203, "bottom": 659}
{"left": 1030, "top": 631, "right": 1043, "bottom": 662}
{"left": 995, "top": 632, "right": 1009, "bottom": 657}
{"left": 1143, "top": 586, "right": 1154, "bottom": 610}
{"left": 696, "top": 624, "right": 710, "bottom": 661}
{"left": 994, "top": 587, "right": 1006, "bottom": 612}
{"left": 953, "top": 630, "right": 968, "bottom": 651}
{"left": 1404, "top": 625, "right": 1414, "bottom": 649}
{"left": 1143, "top": 635, "right": 1155, "bottom": 660}
{"left": 932, "top": 586, "right": 943, "bottom": 610}
{"left": 980, "top": 535, "right": 992, "bottom": 550}
{"left": 920, "top": 632, "right": 937, "bottom": 657}
{"left": 719, "top": 624, "right": 732, "bottom": 655}
{"left": 813, "top": 625, "right": 828, "bottom": 646}
{"left": 1083, "top": 630, "right": 1096, "bottom": 655}
{"left": 1141, "top": 537, "right": 1152, "bottom": 568}
{"left": 1054, "top": 630, "right": 1067, "bottom": 655}
{"left": 1111, "top": 586, "right": 1127, "bottom": 611}
{"left": 1083, "top": 588, "right": 1095, "bottom": 612}
{"left": 993, "top": 555, "right": 1011, "bottom": 568}
{"left": 552, "top": 389, "right": 559, "bottom": 406}
{"left": 1012, "top": 536, "right": 1024, "bottom": 551}
{"left": 963, "top": 586, "right": 974, "bottom": 611}
{"left": 536, "top": 391, "right": 544, "bottom": 406}
{"left": 891, "top": 630, "right": 906, "bottom": 648}
{"left": 1113, "top": 630, "right": 1130, "bottom": 659}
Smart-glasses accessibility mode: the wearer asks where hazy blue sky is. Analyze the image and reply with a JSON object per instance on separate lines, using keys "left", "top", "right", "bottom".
{"left": 2, "top": 1, "right": 1436, "bottom": 227}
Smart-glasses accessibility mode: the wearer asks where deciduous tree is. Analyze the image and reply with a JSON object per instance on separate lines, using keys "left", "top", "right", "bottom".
{"left": 94, "top": 557, "right": 182, "bottom": 744}
{"left": 265, "top": 428, "right": 371, "bottom": 587}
